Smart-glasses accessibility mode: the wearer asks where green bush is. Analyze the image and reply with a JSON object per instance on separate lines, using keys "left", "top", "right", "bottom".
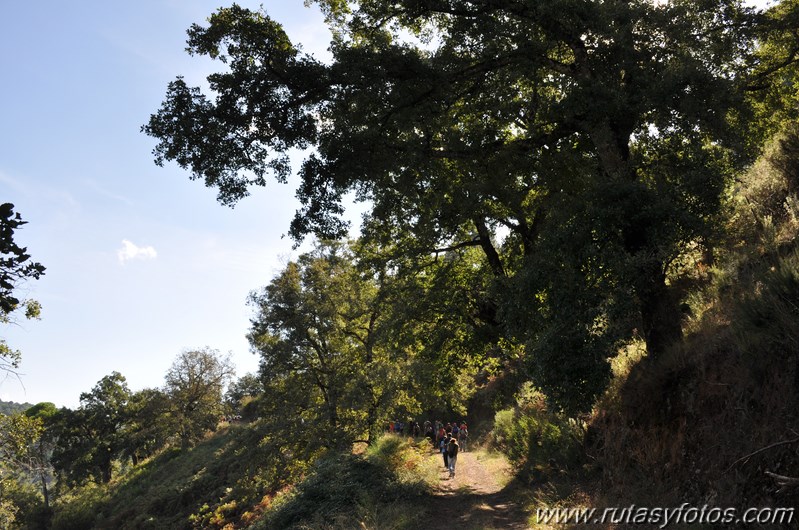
{"left": 491, "top": 386, "right": 584, "bottom": 478}
{"left": 50, "top": 483, "right": 109, "bottom": 530}
{"left": 364, "top": 435, "right": 437, "bottom": 488}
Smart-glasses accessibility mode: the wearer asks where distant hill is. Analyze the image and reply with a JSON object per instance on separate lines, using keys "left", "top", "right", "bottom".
{"left": 0, "top": 399, "right": 33, "bottom": 415}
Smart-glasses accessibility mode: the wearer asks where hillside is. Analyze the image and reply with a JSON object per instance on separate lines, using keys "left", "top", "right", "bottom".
{"left": 0, "top": 399, "right": 32, "bottom": 416}
{"left": 8, "top": 136, "right": 799, "bottom": 528}
{"left": 7, "top": 151, "right": 799, "bottom": 528}
{"left": 44, "top": 429, "right": 525, "bottom": 530}
{"left": 512, "top": 132, "right": 799, "bottom": 527}
{"left": 7, "top": 135, "right": 799, "bottom": 529}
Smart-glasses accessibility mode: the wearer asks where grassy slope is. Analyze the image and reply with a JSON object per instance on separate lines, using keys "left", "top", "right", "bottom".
{"left": 49, "top": 258, "right": 799, "bottom": 528}
{"left": 48, "top": 429, "right": 441, "bottom": 530}
{"left": 49, "top": 273, "right": 799, "bottom": 528}
{"left": 249, "top": 435, "right": 438, "bottom": 530}
{"left": 51, "top": 423, "right": 302, "bottom": 529}
{"left": 586, "top": 253, "right": 799, "bottom": 516}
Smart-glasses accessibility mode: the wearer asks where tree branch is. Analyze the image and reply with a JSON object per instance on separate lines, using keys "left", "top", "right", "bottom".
{"left": 724, "top": 435, "right": 799, "bottom": 474}
{"left": 473, "top": 217, "right": 506, "bottom": 277}
{"left": 765, "top": 471, "right": 799, "bottom": 493}
{"left": 429, "top": 237, "right": 483, "bottom": 254}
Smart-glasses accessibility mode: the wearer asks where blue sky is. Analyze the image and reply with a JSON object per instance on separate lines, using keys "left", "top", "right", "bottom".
{"left": 0, "top": 1, "right": 337, "bottom": 408}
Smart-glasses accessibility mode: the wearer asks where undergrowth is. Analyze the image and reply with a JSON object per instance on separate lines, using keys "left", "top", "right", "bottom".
{"left": 44, "top": 421, "right": 438, "bottom": 530}
{"left": 491, "top": 385, "right": 584, "bottom": 482}
{"left": 253, "top": 435, "right": 437, "bottom": 530}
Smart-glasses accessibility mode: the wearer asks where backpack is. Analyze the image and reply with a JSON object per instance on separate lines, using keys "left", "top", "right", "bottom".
{"left": 447, "top": 440, "right": 459, "bottom": 458}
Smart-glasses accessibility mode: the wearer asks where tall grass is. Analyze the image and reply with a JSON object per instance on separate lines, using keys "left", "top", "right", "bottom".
{"left": 47, "top": 421, "right": 308, "bottom": 529}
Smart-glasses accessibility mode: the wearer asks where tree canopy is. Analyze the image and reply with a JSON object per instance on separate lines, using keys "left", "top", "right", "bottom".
{"left": 145, "top": 0, "right": 799, "bottom": 412}
{"left": 164, "top": 348, "right": 235, "bottom": 447}
{"left": 248, "top": 241, "right": 419, "bottom": 446}
{"left": 50, "top": 372, "right": 131, "bottom": 485}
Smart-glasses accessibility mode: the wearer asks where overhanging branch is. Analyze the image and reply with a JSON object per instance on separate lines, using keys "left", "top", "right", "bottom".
{"left": 429, "top": 237, "right": 482, "bottom": 254}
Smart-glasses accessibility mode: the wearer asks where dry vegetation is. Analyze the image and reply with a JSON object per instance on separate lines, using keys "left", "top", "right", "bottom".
{"left": 580, "top": 129, "right": 799, "bottom": 525}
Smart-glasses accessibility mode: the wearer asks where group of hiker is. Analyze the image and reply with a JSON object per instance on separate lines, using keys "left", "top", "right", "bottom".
{"left": 436, "top": 422, "right": 465, "bottom": 478}
{"left": 387, "top": 419, "right": 468, "bottom": 478}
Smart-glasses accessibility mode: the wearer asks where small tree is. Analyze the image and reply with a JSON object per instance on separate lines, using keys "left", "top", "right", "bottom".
{"left": 0, "top": 411, "right": 52, "bottom": 508}
{"left": 164, "top": 348, "right": 234, "bottom": 447}
{"left": 224, "top": 372, "right": 262, "bottom": 415}
{"left": 50, "top": 373, "right": 131, "bottom": 485}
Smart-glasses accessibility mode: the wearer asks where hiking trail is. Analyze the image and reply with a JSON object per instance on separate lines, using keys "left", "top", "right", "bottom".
{"left": 423, "top": 447, "right": 531, "bottom": 530}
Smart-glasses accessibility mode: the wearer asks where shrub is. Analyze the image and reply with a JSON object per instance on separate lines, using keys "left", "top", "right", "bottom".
{"left": 726, "top": 126, "right": 799, "bottom": 258}
{"left": 736, "top": 248, "right": 799, "bottom": 359}
{"left": 50, "top": 483, "right": 109, "bottom": 530}
{"left": 255, "top": 435, "right": 434, "bottom": 530}
{"left": 491, "top": 385, "right": 584, "bottom": 480}
{"left": 0, "top": 476, "right": 44, "bottom": 529}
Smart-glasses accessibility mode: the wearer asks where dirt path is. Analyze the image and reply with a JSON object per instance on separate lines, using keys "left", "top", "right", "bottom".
{"left": 423, "top": 448, "right": 531, "bottom": 530}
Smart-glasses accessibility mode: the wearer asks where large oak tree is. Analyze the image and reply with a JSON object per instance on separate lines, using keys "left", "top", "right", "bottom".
{"left": 145, "top": 0, "right": 799, "bottom": 411}
{"left": 164, "top": 348, "right": 234, "bottom": 447}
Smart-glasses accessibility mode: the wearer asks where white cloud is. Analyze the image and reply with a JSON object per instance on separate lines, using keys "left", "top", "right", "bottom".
{"left": 117, "top": 239, "right": 157, "bottom": 264}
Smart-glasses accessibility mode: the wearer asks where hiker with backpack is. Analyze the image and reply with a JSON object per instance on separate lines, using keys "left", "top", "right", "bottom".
{"left": 458, "top": 426, "right": 468, "bottom": 452}
{"left": 447, "top": 436, "right": 459, "bottom": 478}
{"left": 436, "top": 423, "right": 446, "bottom": 446}
{"left": 440, "top": 433, "right": 451, "bottom": 468}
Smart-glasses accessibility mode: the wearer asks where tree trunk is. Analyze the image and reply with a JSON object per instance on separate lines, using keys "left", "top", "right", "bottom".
{"left": 99, "top": 462, "right": 112, "bottom": 484}
{"left": 365, "top": 399, "right": 379, "bottom": 445}
{"left": 473, "top": 217, "right": 505, "bottom": 277}
{"left": 39, "top": 472, "right": 49, "bottom": 508}
{"left": 635, "top": 263, "right": 683, "bottom": 357}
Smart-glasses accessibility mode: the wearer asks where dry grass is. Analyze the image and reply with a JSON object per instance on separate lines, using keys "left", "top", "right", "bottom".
{"left": 473, "top": 449, "right": 516, "bottom": 489}
{"left": 586, "top": 292, "right": 799, "bottom": 524}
